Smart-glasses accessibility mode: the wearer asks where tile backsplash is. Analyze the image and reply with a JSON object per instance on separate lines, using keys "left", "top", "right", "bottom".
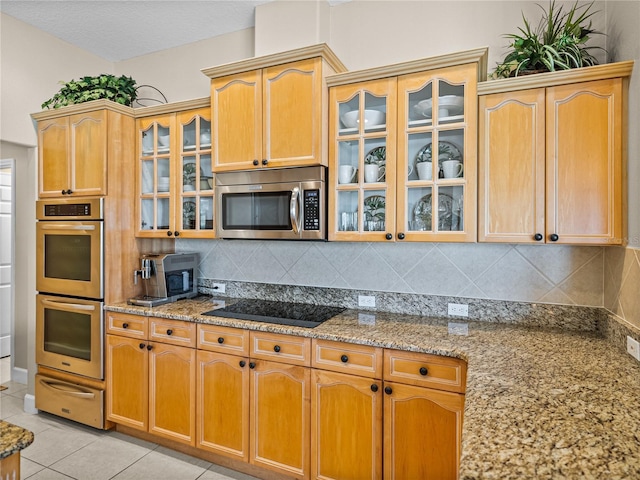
{"left": 604, "top": 246, "right": 640, "bottom": 331}
{"left": 177, "top": 239, "right": 604, "bottom": 307}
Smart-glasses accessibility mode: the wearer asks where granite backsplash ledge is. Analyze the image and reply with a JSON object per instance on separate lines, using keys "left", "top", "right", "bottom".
{"left": 198, "top": 278, "right": 605, "bottom": 332}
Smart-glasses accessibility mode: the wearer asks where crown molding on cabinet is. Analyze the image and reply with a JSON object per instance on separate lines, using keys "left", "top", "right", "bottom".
{"left": 477, "top": 61, "right": 635, "bottom": 95}
{"left": 201, "top": 43, "right": 348, "bottom": 79}
{"left": 325, "top": 47, "right": 489, "bottom": 87}
{"left": 31, "top": 99, "right": 135, "bottom": 121}
{"left": 132, "top": 97, "right": 211, "bottom": 118}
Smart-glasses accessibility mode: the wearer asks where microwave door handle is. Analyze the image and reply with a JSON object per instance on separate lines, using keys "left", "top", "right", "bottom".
{"left": 40, "top": 224, "right": 96, "bottom": 231}
{"left": 290, "top": 187, "right": 301, "bottom": 234}
{"left": 41, "top": 299, "right": 96, "bottom": 311}
{"left": 39, "top": 378, "right": 95, "bottom": 399}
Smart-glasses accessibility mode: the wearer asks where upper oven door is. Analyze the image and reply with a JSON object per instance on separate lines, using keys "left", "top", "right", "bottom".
{"left": 216, "top": 181, "right": 324, "bottom": 240}
{"left": 36, "top": 219, "right": 104, "bottom": 299}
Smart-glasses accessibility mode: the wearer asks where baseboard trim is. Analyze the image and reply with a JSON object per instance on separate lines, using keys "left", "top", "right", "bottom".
{"left": 24, "top": 393, "right": 38, "bottom": 414}
{"left": 12, "top": 367, "right": 27, "bottom": 385}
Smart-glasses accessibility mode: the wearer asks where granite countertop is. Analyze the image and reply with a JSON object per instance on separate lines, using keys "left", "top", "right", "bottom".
{"left": 107, "top": 296, "right": 640, "bottom": 479}
{"left": 0, "top": 420, "right": 34, "bottom": 460}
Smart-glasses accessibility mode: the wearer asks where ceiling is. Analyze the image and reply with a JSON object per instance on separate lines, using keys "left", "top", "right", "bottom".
{"left": 0, "top": 0, "right": 275, "bottom": 61}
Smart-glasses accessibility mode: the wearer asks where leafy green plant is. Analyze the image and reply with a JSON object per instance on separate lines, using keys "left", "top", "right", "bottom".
{"left": 492, "top": 1, "right": 603, "bottom": 79}
{"left": 41, "top": 74, "right": 138, "bottom": 109}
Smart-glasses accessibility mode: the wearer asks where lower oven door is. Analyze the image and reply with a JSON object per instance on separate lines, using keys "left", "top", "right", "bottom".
{"left": 36, "top": 295, "right": 104, "bottom": 379}
{"left": 35, "top": 374, "right": 104, "bottom": 429}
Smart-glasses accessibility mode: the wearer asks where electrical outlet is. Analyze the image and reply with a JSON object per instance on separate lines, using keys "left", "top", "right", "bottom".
{"left": 358, "top": 295, "right": 376, "bottom": 308}
{"left": 448, "top": 303, "right": 469, "bottom": 317}
{"left": 627, "top": 336, "right": 640, "bottom": 361}
{"left": 212, "top": 283, "right": 226, "bottom": 294}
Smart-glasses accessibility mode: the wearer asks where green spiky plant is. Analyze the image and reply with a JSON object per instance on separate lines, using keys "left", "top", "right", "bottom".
{"left": 41, "top": 74, "right": 138, "bottom": 109}
{"left": 492, "top": 1, "right": 604, "bottom": 79}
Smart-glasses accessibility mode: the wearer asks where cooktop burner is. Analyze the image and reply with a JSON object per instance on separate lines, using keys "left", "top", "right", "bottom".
{"left": 203, "top": 299, "right": 345, "bottom": 328}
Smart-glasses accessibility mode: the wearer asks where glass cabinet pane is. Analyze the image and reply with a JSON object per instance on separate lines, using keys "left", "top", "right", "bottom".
{"left": 363, "top": 191, "right": 386, "bottom": 231}
{"left": 200, "top": 155, "right": 213, "bottom": 191}
{"left": 338, "top": 93, "right": 360, "bottom": 135}
{"left": 182, "top": 198, "right": 196, "bottom": 230}
{"left": 409, "top": 132, "right": 433, "bottom": 182}
{"left": 142, "top": 127, "right": 154, "bottom": 155}
{"left": 338, "top": 140, "right": 359, "bottom": 184}
{"left": 364, "top": 138, "right": 386, "bottom": 183}
{"left": 438, "top": 186, "right": 464, "bottom": 232}
{"left": 157, "top": 125, "right": 170, "bottom": 152}
{"left": 407, "top": 187, "right": 433, "bottom": 232}
{"left": 141, "top": 159, "right": 154, "bottom": 194}
{"left": 183, "top": 119, "right": 196, "bottom": 151}
{"left": 437, "top": 80, "right": 465, "bottom": 125}
{"left": 182, "top": 157, "right": 197, "bottom": 193}
{"left": 363, "top": 92, "right": 387, "bottom": 133}
{"left": 200, "top": 119, "right": 211, "bottom": 149}
{"left": 200, "top": 197, "right": 214, "bottom": 230}
{"left": 157, "top": 158, "right": 170, "bottom": 191}
{"left": 337, "top": 191, "right": 359, "bottom": 232}
{"left": 157, "top": 197, "right": 170, "bottom": 230}
{"left": 408, "top": 82, "right": 433, "bottom": 128}
{"left": 438, "top": 130, "right": 464, "bottom": 179}
{"left": 141, "top": 198, "right": 154, "bottom": 230}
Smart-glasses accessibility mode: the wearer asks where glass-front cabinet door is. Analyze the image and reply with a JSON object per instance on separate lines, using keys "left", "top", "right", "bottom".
{"left": 397, "top": 63, "right": 477, "bottom": 242}
{"left": 328, "top": 78, "right": 397, "bottom": 241}
{"left": 137, "top": 115, "right": 174, "bottom": 236}
{"left": 177, "top": 108, "right": 214, "bottom": 237}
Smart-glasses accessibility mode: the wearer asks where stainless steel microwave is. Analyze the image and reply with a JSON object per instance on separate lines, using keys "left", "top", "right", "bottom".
{"left": 215, "top": 166, "right": 326, "bottom": 240}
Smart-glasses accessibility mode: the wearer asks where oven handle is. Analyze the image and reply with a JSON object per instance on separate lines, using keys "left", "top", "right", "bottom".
{"left": 38, "top": 378, "right": 96, "bottom": 399}
{"left": 290, "top": 187, "right": 301, "bottom": 234}
{"left": 40, "top": 224, "right": 96, "bottom": 231}
{"left": 41, "top": 299, "right": 96, "bottom": 311}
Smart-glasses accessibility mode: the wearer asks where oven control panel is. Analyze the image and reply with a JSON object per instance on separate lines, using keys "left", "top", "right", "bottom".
{"left": 36, "top": 198, "right": 104, "bottom": 221}
{"left": 44, "top": 203, "right": 91, "bottom": 217}
{"left": 303, "top": 189, "right": 320, "bottom": 231}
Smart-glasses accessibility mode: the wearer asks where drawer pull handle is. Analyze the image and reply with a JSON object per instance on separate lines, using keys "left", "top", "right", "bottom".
{"left": 139, "top": 343, "right": 145, "bottom": 349}
{"left": 340, "top": 354, "right": 349, "bottom": 363}
{"left": 419, "top": 367, "right": 428, "bottom": 376}
{"left": 550, "top": 233, "right": 559, "bottom": 242}
{"left": 166, "top": 329, "right": 173, "bottom": 335}
{"left": 218, "top": 337, "right": 225, "bottom": 344}
{"left": 370, "top": 384, "right": 379, "bottom": 392}
{"left": 147, "top": 344, "right": 153, "bottom": 351}
{"left": 249, "top": 362, "right": 256, "bottom": 369}
{"left": 122, "top": 323, "right": 129, "bottom": 329}
{"left": 239, "top": 360, "right": 246, "bottom": 368}
{"left": 273, "top": 345, "right": 281, "bottom": 353}
{"left": 384, "top": 386, "right": 393, "bottom": 395}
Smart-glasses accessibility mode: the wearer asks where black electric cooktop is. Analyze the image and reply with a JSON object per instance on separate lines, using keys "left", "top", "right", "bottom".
{"left": 203, "top": 299, "right": 345, "bottom": 328}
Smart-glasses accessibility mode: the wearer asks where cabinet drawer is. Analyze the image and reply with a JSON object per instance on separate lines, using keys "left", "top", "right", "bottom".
{"left": 197, "top": 324, "right": 249, "bottom": 356}
{"left": 149, "top": 317, "right": 196, "bottom": 348}
{"left": 312, "top": 339, "right": 382, "bottom": 379}
{"left": 384, "top": 350, "right": 467, "bottom": 394}
{"left": 106, "top": 312, "right": 148, "bottom": 339}
{"left": 250, "top": 331, "right": 311, "bottom": 366}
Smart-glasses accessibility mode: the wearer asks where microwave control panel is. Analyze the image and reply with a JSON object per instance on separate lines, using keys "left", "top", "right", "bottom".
{"left": 303, "top": 189, "right": 320, "bottom": 231}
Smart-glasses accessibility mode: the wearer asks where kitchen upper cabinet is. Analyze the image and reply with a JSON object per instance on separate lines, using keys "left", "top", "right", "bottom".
{"left": 135, "top": 99, "right": 214, "bottom": 238}
{"left": 328, "top": 48, "right": 487, "bottom": 242}
{"left": 33, "top": 101, "right": 134, "bottom": 198}
{"left": 478, "top": 62, "right": 633, "bottom": 244}
{"left": 204, "top": 44, "right": 347, "bottom": 172}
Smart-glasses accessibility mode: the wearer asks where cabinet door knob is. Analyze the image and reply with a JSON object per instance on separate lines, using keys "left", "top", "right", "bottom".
{"left": 550, "top": 233, "right": 559, "bottom": 242}
{"left": 122, "top": 323, "right": 129, "bottom": 329}
{"left": 61, "top": 189, "right": 67, "bottom": 195}
{"left": 370, "top": 384, "right": 379, "bottom": 392}
{"left": 397, "top": 232, "right": 405, "bottom": 240}
{"left": 273, "top": 345, "right": 281, "bottom": 353}
{"left": 249, "top": 362, "right": 256, "bottom": 369}
{"left": 340, "top": 354, "right": 349, "bottom": 363}
{"left": 419, "top": 367, "right": 428, "bottom": 376}
{"left": 384, "top": 386, "right": 393, "bottom": 395}
{"left": 146, "top": 344, "right": 153, "bottom": 351}
{"left": 167, "top": 231, "right": 173, "bottom": 236}
{"left": 253, "top": 159, "right": 259, "bottom": 166}
{"left": 534, "top": 233, "right": 543, "bottom": 241}
{"left": 174, "top": 231, "right": 180, "bottom": 237}
{"left": 166, "top": 329, "right": 173, "bottom": 335}
{"left": 66, "top": 189, "right": 73, "bottom": 195}
{"left": 239, "top": 360, "right": 246, "bottom": 368}
{"left": 262, "top": 159, "right": 268, "bottom": 166}
{"left": 385, "top": 233, "right": 393, "bottom": 240}
{"left": 139, "top": 343, "right": 145, "bottom": 349}
{"left": 217, "top": 337, "right": 224, "bottom": 344}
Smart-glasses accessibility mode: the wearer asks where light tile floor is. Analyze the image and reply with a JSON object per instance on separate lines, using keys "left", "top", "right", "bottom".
{"left": 1, "top": 378, "right": 260, "bottom": 480}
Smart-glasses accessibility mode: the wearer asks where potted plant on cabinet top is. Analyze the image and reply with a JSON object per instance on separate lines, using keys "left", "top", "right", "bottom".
{"left": 491, "top": 0, "right": 603, "bottom": 79}
{"left": 41, "top": 74, "right": 138, "bottom": 109}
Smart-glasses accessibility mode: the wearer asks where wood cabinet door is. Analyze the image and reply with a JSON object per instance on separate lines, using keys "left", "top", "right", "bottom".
{"left": 478, "top": 89, "right": 546, "bottom": 242}
{"left": 383, "top": 382, "right": 464, "bottom": 480}
{"left": 105, "top": 334, "right": 148, "bottom": 431}
{"left": 546, "top": 78, "right": 623, "bottom": 244}
{"left": 69, "top": 110, "right": 108, "bottom": 196}
{"left": 38, "top": 116, "right": 70, "bottom": 197}
{"left": 148, "top": 342, "right": 196, "bottom": 446}
{"left": 250, "top": 359, "right": 311, "bottom": 479}
{"left": 263, "top": 58, "right": 323, "bottom": 168}
{"left": 311, "top": 369, "right": 382, "bottom": 480}
{"left": 211, "top": 70, "right": 262, "bottom": 171}
{"left": 196, "top": 350, "right": 249, "bottom": 461}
